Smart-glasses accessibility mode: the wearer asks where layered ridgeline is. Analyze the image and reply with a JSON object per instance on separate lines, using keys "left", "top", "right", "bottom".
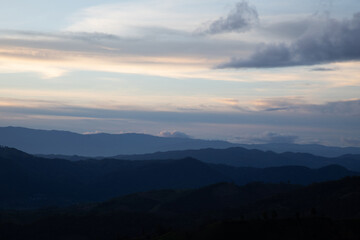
{"left": 0, "top": 146, "right": 359, "bottom": 209}
{"left": 1, "top": 126, "right": 360, "bottom": 157}
{"left": 1, "top": 177, "right": 360, "bottom": 240}
{"left": 113, "top": 148, "right": 360, "bottom": 172}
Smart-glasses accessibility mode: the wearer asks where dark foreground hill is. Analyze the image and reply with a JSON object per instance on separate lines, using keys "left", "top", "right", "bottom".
{"left": 1, "top": 177, "right": 360, "bottom": 240}
{"left": 0, "top": 146, "right": 359, "bottom": 209}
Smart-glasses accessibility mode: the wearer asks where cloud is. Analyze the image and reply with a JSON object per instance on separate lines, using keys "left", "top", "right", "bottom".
{"left": 159, "top": 131, "right": 190, "bottom": 139}
{"left": 197, "top": 1, "right": 258, "bottom": 35}
{"left": 248, "top": 132, "right": 299, "bottom": 144}
{"left": 254, "top": 97, "right": 360, "bottom": 116}
{"left": 216, "top": 98, "right": 240, "bottom": 106}
{"left": 0, "top": 29, "right": 256, "bottom": 80}
{"left": 0, "top": 97, "right": 359, "bottom": 130}
{"left": 310, "top": 67, "right": 336, "bottom": 71}
{"left": 218, "top": 12, "right": 360, "bottom": 68}
{"left": 260, "top": 19, "right": 312, "bottom": 40}
{"left": 252, "top": 97, "right": 305, "bottom": 112}
{"left": 0, "top": 30, "right": 121, "bottom": 42}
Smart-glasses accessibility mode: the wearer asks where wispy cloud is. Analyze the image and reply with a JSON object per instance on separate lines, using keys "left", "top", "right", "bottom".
{"left": 251, "top": 97, "right": 305, "bottom": 112}
{"left": 0, "top": 29, "right": 253, "bottom": 80}
{"left": 0, "top": 97, "right": 359, "bottom": 124}
{"left": 65, "top": 0, "right": 212, "bottom": 36}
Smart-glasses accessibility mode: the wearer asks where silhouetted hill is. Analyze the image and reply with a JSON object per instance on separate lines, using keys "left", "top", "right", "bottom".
{"left": 114, "top": 147, "right": 360, "bottom": 171}
{"left": 0, "top": 146, "right": 358, "bottom": 209}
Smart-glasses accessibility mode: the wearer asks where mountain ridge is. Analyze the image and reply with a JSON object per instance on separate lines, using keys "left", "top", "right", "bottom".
{"left": 1, "top": 126, "right": 360, "bottom": 157}
{"left": 112, "top": 147, "right": 360, "bottom": 171}
{"left": 0, "top": 126, "right": 236, "bottom": 156}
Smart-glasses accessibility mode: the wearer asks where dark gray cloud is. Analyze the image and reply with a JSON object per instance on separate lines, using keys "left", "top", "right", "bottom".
{"left": 218, "top": 12, "right": 360, "bottom": 68}
{"left": 197, "top": 1, "right": 258, "bottom": 35}
{"left": 159, "top": 131, "right": 190, "bottom": 139}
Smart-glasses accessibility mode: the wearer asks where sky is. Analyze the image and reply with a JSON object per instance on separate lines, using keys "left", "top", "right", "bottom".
{"left": 0, "top": 0, "right": 359, "bottom": 146}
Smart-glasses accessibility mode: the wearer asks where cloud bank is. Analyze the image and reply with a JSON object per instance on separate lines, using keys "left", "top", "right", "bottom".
{"left": 218, "top": 12, "right": 360, "bottom": 68}
{"left": 0, "top": 98, "right": 359, "bottom": 147}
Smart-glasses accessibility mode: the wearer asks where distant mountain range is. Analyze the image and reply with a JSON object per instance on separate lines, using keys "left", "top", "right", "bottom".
{"left": 0, "top": 126, "right": 236, "bottom": 156}
{"left": 1, "top": 126, "right": 360, "bottom": 157}
{"left": 0, "top": 146, "right": 358, "bottom": 209}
